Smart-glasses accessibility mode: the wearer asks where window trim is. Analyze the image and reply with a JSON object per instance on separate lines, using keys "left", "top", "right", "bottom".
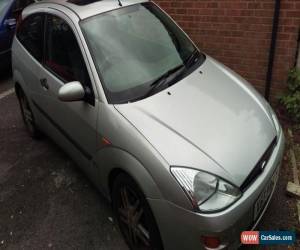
{"left": 43, "top": 13, "right": 95, "bottom": 106}
{"left": 17, "top": 11, "right": 97, "bottom": 106}
{"left": 16, "top": 12, "right": 45, "bottom": 63}
{"left": 79, "top": 2, "right": 203, "bottom": 104}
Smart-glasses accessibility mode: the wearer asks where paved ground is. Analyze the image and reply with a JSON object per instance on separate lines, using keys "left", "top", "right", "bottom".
{"left": 0, "top": 73, "right": 299, "bottom": 250}
{"left": 0, "top": 74, "right": 128, "bottom": 250}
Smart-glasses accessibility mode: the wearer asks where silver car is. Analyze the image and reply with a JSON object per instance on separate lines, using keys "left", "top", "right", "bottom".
{"left": 12, "top": 0, "right": 285, "bottom": 249}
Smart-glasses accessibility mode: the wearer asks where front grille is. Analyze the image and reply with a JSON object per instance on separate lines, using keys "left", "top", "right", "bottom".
{"left": 240, "top": 137, "right": 277, "bottom": 191}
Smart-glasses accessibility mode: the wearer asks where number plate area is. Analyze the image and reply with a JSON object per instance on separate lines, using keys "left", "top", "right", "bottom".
{"left": 253, "top": 167, "right": 279, "bottom": 221}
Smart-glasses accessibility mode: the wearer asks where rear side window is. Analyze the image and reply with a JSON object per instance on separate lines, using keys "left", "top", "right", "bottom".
{"left": 17, "top": 14, "right": 44, "bottom": 62}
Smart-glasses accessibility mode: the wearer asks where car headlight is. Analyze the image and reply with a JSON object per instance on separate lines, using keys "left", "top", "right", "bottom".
{"left": 171, "top": 167, "right": 242, "bottom": 213}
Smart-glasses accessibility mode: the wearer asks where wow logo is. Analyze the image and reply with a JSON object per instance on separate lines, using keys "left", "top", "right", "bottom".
{"left": 241, "top": 231, "right": 296, "bottom": 245}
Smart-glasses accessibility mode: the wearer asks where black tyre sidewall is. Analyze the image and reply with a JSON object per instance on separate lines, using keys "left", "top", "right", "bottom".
{"left": 17, "top": 89, "right": 40, "bottom": 139}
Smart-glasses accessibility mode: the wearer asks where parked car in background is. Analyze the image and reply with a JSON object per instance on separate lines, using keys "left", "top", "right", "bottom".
{"left": 0, "top": 0, "right": 35, "bottom": 72}
{"left": 12, "top": 1, "right": 285, "bottom": 250}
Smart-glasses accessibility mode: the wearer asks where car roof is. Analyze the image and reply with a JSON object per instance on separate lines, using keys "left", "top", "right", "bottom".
{"left": 33, "top": 0, "right": 149, "bottom": 20}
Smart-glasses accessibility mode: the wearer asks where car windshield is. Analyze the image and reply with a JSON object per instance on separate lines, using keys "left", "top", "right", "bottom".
{"left": 0, "top": 0, "right": 10, "bottom": 20}
{"left": 81, "top": 2, "right": 205, "bottom": 104}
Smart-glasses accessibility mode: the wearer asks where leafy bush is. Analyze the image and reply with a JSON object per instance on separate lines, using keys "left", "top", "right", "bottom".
{"left": 280, "top": 68, "right": 300, "bottom": 122}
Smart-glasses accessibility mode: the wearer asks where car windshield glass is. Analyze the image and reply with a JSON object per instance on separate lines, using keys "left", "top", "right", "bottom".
{"left": 81, "top": 2, "right": 205, "bottom": 104}
{"left": 0, "top": 0, "right": 11, "bottom": 19}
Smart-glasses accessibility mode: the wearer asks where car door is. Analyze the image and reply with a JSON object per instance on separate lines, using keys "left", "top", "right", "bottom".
{"left": 36, "top": 13, "right": 98, "bottom": 174}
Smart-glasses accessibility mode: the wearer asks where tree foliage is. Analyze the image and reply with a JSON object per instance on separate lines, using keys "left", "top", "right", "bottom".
{"left": 280, "top": 68, "right": 300, "bottom": 122}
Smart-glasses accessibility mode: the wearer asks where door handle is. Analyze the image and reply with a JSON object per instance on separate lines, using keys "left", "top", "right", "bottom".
{"left": 40, "top": 78, "right": 49, "bottom": 90}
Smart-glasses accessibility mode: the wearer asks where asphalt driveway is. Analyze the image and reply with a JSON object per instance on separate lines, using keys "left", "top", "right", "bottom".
{"left": 0, "top": 74, "right": 299, "bottom": 250}
{"left": 0, "top": 74, "right": 128, "bottom": 250}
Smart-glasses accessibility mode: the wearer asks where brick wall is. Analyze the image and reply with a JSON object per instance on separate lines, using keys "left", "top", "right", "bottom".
{"left": 154, "top": 0, "right": 300, "bottom": 98}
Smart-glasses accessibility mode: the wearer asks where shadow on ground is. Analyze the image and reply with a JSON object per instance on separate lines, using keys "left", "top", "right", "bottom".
{"left": 0, "top": 94, "right": 128, "bottom": 250}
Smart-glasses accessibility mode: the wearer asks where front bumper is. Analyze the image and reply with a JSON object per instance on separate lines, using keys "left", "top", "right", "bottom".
{"left": 148, "top": 130, "right": 285, "bottom": 250}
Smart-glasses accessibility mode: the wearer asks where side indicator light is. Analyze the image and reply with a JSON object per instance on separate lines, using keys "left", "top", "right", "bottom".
{"left": 102, "top": 137, "right": 111, "bottom": 146}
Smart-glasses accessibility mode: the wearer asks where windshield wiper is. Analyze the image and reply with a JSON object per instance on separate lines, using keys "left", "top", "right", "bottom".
{"left": 185, "top": 49, "right": 201, "bottom": 68}
{"left": 143, "top": 64, "right": 186, "bottom": 98}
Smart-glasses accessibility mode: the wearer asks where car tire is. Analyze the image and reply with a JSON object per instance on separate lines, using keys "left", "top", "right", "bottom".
{"left": 17, "top": 88, "right": 41, "bottom": 139}
{"left": 112, "top": 173, "right": 163, "bottom": 250}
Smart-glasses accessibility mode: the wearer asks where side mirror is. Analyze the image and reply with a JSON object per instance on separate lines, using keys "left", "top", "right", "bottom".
{"left": 58, "top": 81, "right": 85, "bottom": 102}
{"left": 4, "top": 18, "right": 16, "bottom": 29}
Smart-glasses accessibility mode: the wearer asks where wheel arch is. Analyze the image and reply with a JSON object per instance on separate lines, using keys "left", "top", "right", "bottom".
{"left": 15, "top": 81, "right": 22, "bottom": 98}
{"left": 108, "top": 168, "right": 126, "bottom": 195}
{"left": 13, "top": 69, "right": 28, "bottom": 97}
{"left": 93, "top": 147, "right": 163, "bottom": 202}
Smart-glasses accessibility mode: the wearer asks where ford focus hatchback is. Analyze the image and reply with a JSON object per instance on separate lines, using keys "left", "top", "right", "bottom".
{"left": 12, "top": 1, "right": 285, "bottom": 249}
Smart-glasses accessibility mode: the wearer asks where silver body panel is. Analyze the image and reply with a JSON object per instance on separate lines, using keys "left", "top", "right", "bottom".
{"left": 149, "top": 131, "right": 284, "bottom": 250}
{"left": 115, "top": 56, "right": 277, "bottom": 187}
{"left": 36, "top": 0, "right": 147, "bottom": 20}
{"left": 12, "top": 1, "right": 285, "bottom": 249}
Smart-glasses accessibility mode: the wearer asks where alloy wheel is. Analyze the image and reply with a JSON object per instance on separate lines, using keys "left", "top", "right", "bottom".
{"left": 19, "top": 92, "right": 35, "bottom": 135}
{"left": 117, "top": 185, "right": 151, "bottom": 250}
